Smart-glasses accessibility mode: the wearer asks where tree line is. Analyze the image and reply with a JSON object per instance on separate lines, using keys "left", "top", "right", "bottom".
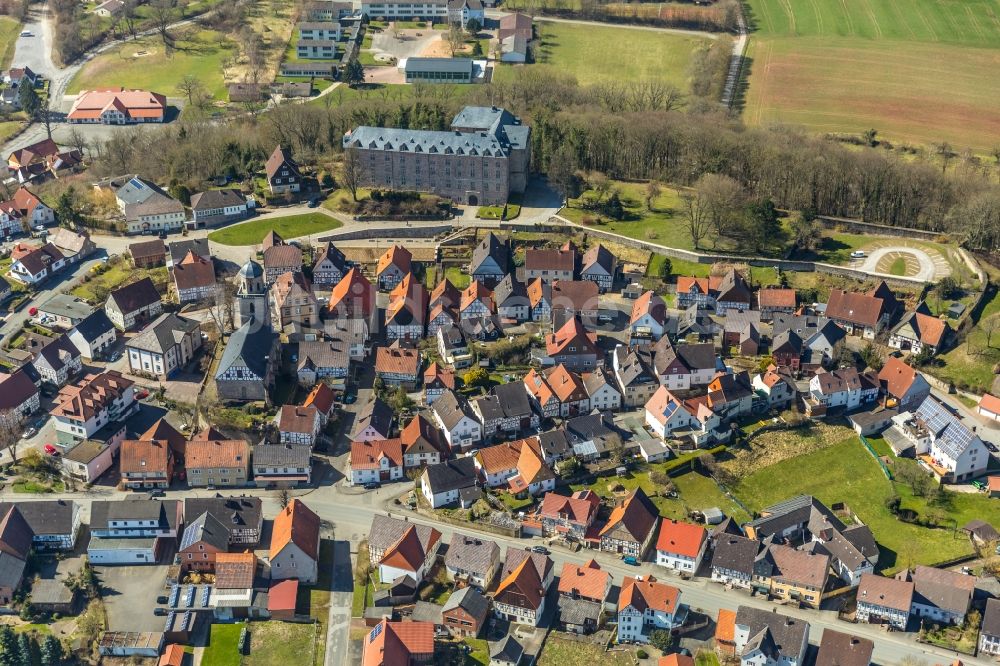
{"left": 77, "top": 66, "right": 1000, "bottom": 254}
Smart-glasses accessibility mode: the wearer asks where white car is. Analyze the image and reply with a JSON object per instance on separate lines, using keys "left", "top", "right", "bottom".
{"left": 19, "top": 30, "right": 32, "bottom": 37}
{"left": 850, "top": 250, "right": 866, "bottom": 259}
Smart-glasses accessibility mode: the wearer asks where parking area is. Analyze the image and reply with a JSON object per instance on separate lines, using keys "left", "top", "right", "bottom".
{"left": 96, "top": 564, "right": 171, "bottom": 633}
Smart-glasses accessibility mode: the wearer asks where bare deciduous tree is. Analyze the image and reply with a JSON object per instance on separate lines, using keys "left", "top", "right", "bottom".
{"left": 0, "top": 408, "right": 26, "bottom": 464}
{"left": 176, "top": 75, "right": 205, "bottom": 106}
{"left": 340, "top": 147, "right": 365, "bottom": 202}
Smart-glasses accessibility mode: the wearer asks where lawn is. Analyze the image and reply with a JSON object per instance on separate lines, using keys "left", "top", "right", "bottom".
{"left": 0, "top": 16, "right": 19, "bottom": 70}
{"left": 464, "top": 638, "right": 490, "bottom": 665}
{"left": 0, "top": 120, "right": 24, "bottom": 144}
{"left": 731, "top": 435, "right": 1000, "bottom": 571}
{"left": 305, "top": 539, "right": 334, "bottom": 665}
{"left": 517, "top": 21, "right": 709, "bottom": 89}
{"left": 538, "top": 636, "right": 642, "bottom": 665}
{"left": 67, "top": 29, "right": 236, "bottom": 100}
{"left": 444, "top": 266, "right": 471, "bottom": 289}
{"left": 930, "top": 285, "right": 1000, "bottom": 393}
{"left": 71, "top": 264, "right": 168, "bottom": 304}
{"left": 202, "top": 623, "right": 243, "bottom": 666}
{"left": 244, "top": 621, "right": 316, "bottom": 666}
{"left": 743, "top": 0, "right": 1000, "bottom": 151}
{"left": 695, "top": 652, "right": 722, "bottom": 666}
{"left": 352, "top": 542, "right": 371, "bottom": 617}
{"left": 207, "top": 213, "right": 343, "bottom": 245}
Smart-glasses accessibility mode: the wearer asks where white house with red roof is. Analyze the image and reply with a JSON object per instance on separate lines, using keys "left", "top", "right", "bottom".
{"left": 377, "top": 523, "right": 441, "bottom": 584}
{"left": 617, "top": 575, "right": 683, "bottom": 643}
{"left": 349, "top": 439, "right": 404, "bottom": 486}
{"left": 629, "top": 290, "right": 668, "bottom": 344}
{"left": 67, "top": 88, "right": 167, "bottom": 124}
{"left": 655, "top": 519, "right": 708, "bottom": 573}
{"left": 0, "top": 187, "right": 54, "bottom": 236}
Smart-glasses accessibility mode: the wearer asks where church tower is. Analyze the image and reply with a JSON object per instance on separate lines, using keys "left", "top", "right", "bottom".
{"left": 235, "top": 257, "right": 268, "bottom": 328}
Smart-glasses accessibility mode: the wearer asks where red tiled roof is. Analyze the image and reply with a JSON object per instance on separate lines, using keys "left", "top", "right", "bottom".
{"left": 538, "top": 490, "right": 600, "bottom": 525}
{"left": 328, "top": 267, "right": 374, "bottom": 319}
{"left": 631, "top": 290, "right": 666, "bottom": 325}
{"left": 304, "top": 382, "right": 336, "bottom": 414}
{"left": 655, "top": 519, "right": 707, "bottom": 559}
{"left": 120, "top": 439, "right": 170, "bottom": 475}
{"left": 363, "top": 620, "right": 434, "bottom": 666}
{"left": 158, "top": 644, "right": 185, "bottom": 666}
{"left": 826, "top": 289, "right": 887, "bottom": 327}
{"left": 215, "top": 553, "right": 256, "bottom": 589}
{"left": 375, "top": 345, "right": 420, "bottom": 377}
{"left": 267, "top": 578, "right": 298, "bottom": 612}
{"left": 68, "top": 87, "right": 166, "bottom": 121}
{"left": 557, "top": 559, "right": 608, "bottom": 602}
{"left": 460, "top": 280, "right": 494, "bottom": 312}
{"left": 377, "top": 245, "right": 412, "bottom": 276}
{"left": 270, "top": 499, "right": 320, "bottom": 561}
{"left": 715, "top": 608, "right": 736, "bottom": 642}
{"left": 423, "top": 361, "right": 455, "bottom": 389}
{"left": 350, "top": 438, "right": 404, "bottom": 470}
{"left": 544, "top": 364, "right": 587, "bottom": 403}
{"left": 659, "top": 655, "right": 695, "bottom": 666}
{"left": 379, "top": 525, "right": 427, "bottom": 572}
{"left": 618, "top": 575, "right": 679, "bottom": 614}
{"left": 545, "top": 317, "right": 597, "bottom": 356}
{"left": 758, "top": 288, "right": 796, "bottom": 308}
{"left": 979, "top": 393, "right": 1000, "bottom": 416}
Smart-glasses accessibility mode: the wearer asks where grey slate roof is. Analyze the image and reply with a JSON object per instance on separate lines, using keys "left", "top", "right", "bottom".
{"left": 471, "top": 232, "right": 509, "bottom": 276}
{"left": 490, "top": 635, "right": 524, "bottom": 662}
{"left": 73, "top": 310, "right": 115, "bottom": 343}
{"left": 128, "top": 312, "right": 199, "bottom": 354}
{"left": 179, "top": 511, "right": 229, "bottom": 552}
{"left": 494, "top": 273, "right": 527, "bottom": 308}
{"left": 190, "top": 188, "right": 244, "bottom": 212}
{"left": 252, "top": 443, "right": 311, "bottom": 467}
{"left": 0, "top": 551, "right": 26, "bottom": 590}
{"left": 169, "top": 239, "right": 210, "bottom": 264}
{"left": 423, "top": 457, "right": 478, "bottom": 494}
{"left": 537, "top": 428, "right": 571, "bottom": 460}
{"left": 445, "top": 532, "right": 499, "bottom": 578}
{"left": 0, "top": 500, "right": 76, "bottom": 540}
{"left": 559, "top": 596, "right": 602, "bottom": 626}
{"left": 90, "top": 499, "right": 179, "bottom": 532}
{"left": 353, "top": 397, "right": 394, "bottom": 439}
{"left": 735, "top": 605, "right": 809, "bottom": 662}
{"left": 38, "top": 294, "right": 94, "bottom": 320}
{"left": 982, "top": 598, "right": 1000, "bottom": 637}
{"left": 433, "top": 390, "right": 477, "bottom": 430}
{"left": 712, "top": 535, "right": 759, "bottom": 576}
{"left": 404, "top": 57, "right": 474, "bottom": 74}
{"left": 368, "top": 514, "right": 440, "bottom": 556}
{"left": 184, "top": 497, "right": 261, "bottom": 536}
{"left": 215, "top": 319, "right": 275, "bottom": 382}
{"left": 442, "top": 586, "right": 489, "bottom": 621}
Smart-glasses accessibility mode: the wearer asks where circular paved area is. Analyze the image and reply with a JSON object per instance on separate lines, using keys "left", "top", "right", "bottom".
{"left": 853, "top": 245, "right": 950, "bottom": 282}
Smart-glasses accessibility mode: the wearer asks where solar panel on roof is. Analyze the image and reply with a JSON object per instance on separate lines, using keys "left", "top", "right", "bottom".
{"left": 128, "top": 177, "right": 144, "bottom": 190}
{"left": 369, "top": 623, "right": 383, "bottom": 642}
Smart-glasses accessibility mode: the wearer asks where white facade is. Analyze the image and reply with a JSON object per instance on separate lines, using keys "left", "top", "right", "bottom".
{"left": 656, "top": 541, "right": 706, "bottom": 574}
{"left": 435, "top": 411, "right": 482, "bottom": 450}
{"left": 586, "top": 381, "right": 621, "bottom": 411}
{"left": 68, "top": 326, "right": 117, "bottom": 361}
{"left": 125, "top": 210, "right": 185, "bottom": 235}
{"left": 617, "top": 601, "right": 679, "bottom": 644}
{"left": 494, "top": 596, "right": 545, "bottom": 627}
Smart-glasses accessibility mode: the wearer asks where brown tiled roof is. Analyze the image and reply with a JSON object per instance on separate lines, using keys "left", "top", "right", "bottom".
{"left": 363, "top": 620, "right": 434, "bottom": 666}
{"left": 557, "top": 559, "right": 608, "bottom": 602}
{"left": 185, "top": 439, "right": 249, "bottom": 471}
{"left": 400, "top": 414, "right": 446, "bottom": 456}
{"left": 758, "top": 288, "right": 797, "bottom": 308}
{"left": 878, "top": 357, "right": 920, "bottom": 399}
{"left": 140, "top": 418, "right": 186, "bottom": 459}
{"left": 377, "top": 245, "right": 412, "bottom": 276}
{"left": 476, "top": 438, "right": 538, "bottom": 474}
{"left": 272, "top": 270, "right": 314, "bottom": 309}
{"left": 826, "top": 289, "right": 887, "bottom": 327}
{"left": 108, "top": 277, "right": 160, "bottom": 313}
{"left": 525, "top": 247, "right": 575, "bottom": 273}
{"left": 265, "top": 145, "right": 300, "bottom": 181}
{"left": 538, "top": 490, "right": 600, "bottom": 525}
{"left": 120, "top": 439, "right": 170, "bottom": 475}
{"left": 815, "top": 630, "right": 873, "bottom": 666}
{"left": 173, "top": 251, "right": 215, "bottom": 290}
{"left": 278, "top": 405, "right": 319, "bottom": 434}
{"left": 214, "top": 552, "right": 256, "bottom": 589}
{"left": 263, "top": 244, "right": 302, "bottom": 270}
{"left": 544, "top": 364, "right": 587, "bottom": 403}
{"left": 128, "top": 239, "right": 165, "bottom": 261}
{"left": 600, "top": 488, "right": 658, "bottom": 543}
{"left": 270, "top": 498, "right": 320, "bottom": 561}
{"left": 618, "top": 575, "right": 679, "bottom": 614}
{"left": 767, "top": 543, "right": 829, "bottom": 589}
{"left": 351, "top": 438, "right": 403, "bottom": 470}
{"left": 375, "top": 345, "right": 420, "bottom": 377}
{"left": 423, "top": 362, "right": 455, "bottom": 389}
{"left": 51, "top": 371, "right": 133, "bottom": 422}
{"left": 551, "top": 280, "right": 598, "bottom": 312}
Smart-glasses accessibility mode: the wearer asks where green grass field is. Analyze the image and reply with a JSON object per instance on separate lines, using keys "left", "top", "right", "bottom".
{"left": 207, "top": 213, "right": 343, "bottom": 245}
{"left": 244, "top": 621, "right": 315, "bottom": 666}
{"left": 203, "top": 623, "right": 243, "bottom": 666}
{"left": 506, "top": 21, "right": 708, "bottom": 89}
{"left": 732, "top": 436, "right": 1000, "bottom": 571}
{"left": 0, "top": 16, "right": 20, "bottom": 71}
{"left": 743, "top": 0, "right": 1000, "bottom": 150}
{"left": 68, "top": 29, "right": 236, "bottom": 99}
{"left": 930, "top": 285, "right": 1000, "bottom": 393}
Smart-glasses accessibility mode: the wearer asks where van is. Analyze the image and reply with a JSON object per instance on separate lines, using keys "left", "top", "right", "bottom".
{"left": 850, "top": 250, "right": 866, "bottom": 259}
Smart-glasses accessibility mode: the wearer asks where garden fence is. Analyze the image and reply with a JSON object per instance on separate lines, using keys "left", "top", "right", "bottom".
{"left": 858, "top": 435, "right": 893, "bottom": 480}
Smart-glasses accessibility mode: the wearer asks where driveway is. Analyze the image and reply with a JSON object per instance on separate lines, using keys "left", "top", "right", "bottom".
{"left": 97, "top": 564, "right": 171, "bottom": 632}
{"left": 370, "top": 28, "right": 442, "bottom": 60}
{"left": 852, "top": 245, "right": 945, "bottom": 282}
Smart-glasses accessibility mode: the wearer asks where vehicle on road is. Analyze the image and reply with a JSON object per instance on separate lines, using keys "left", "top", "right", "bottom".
{"left": 157, "top": 596, "right": 169, "bottom": 604}
{"left": 21, "top": 427, "right": 37, "bottom": 440}
{"left": 19, "top": 30, "right": 32, "bottom": 36}
{"left": 972, "top": 480, "right": 987, "bottom": 491}
{"left": 135, "top": 388, "right": 150, "bottom": 399}
{"left": 343, "top": 393, "right": 357, "bottom": 404}
{"left": 308, "top": 198, "right": 321, "bottom": 208}
{"left": 149, "top": 489, "right": 165, "bottom": 498}
{"left": 623, "top": 556, "right": 639, "bottom": 565}
{"left": 850, "top": 250, "right": 866, "bottom": 259}
{"left": 530, "top": 546, "right": 549, "bottom": 555}
{"left": 986, "top": 442, "right": 998, "bottom": 453}
{"left": 153, "top": 608, "right": 168, "bottom": 616}
{"left": 43, "top": 444, "right": 58, "bottom": 456}
{"left": 363, "top": 481, "right": 381, "bottom": 490}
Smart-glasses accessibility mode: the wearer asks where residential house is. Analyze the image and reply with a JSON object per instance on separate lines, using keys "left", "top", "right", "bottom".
{"left": 386, "top": 273, "right": 428, "bottom": 341}
{"left": 67, "top": 310, "right": 117, "bottom": 361}
{"left": 178, "top": 511, "right": 229, "bottom": 572}
{"left": 770, "top": 316, "right": 845, "bottom": 372}
{"left": 311, "top": 241, "right": 349, "bottom": 287}
{"left": 891, "top": 397, "right": 988, "bottom": 483}
{"left": 429, "top": 277, "right": 461, "bottom": 313}
{"left": 302, "top": 383, "right": 335, "bottom": 430}
{"left": 550, "top": 280, "right": 599, "bottom": 324}
{"left": 184, "top": 497, "right": 262, "bottom": 546}
{"left": 710, "top": 269, "right": 753, "bottom": 314}
{"left": 189, "top": 189, "right": 250, "bottom": 229}
{"left": 752, "top": 367, "right": 796, "bottom": 411}
{"left": 119, "top": 439, "right": 173, "bottom": 489}
{"left": 980, "top": 597, "right": 1000, "bottom": 656}
{"left": 558, "top": 559, "right": 610, "bottom": 634}
{"left": 3, "top": 66, "right": 38, "bottom": 88}
{"left": 167, "top": 238, "right": 211, "bottom": 267}
{"left": 401, "top": 414, "right": 447, "bottom": 469}
{"left": 51, "top": 371, "right": 136, "bottom": 442}
{"left": 629, "top": 291, "right": 668, "bottom": 344}
{"left": 815, "top": 630, "right": 873, "bottom": 666}
{"left": 362, "top": 620, "right": 435, "bottom": 666}
{"left": 460, "top": 280, "right": 494, "bottom": 321}
{"left": 757, "top": 288, "right": 797, "bottom": 321}
{"left": 723, "top": 317, "right": 760, "bottom": 357}
{"left": 527, "top": 278, "right": 551, "bottom": 322}
{"left": 126, "top": 313, "right": 202, "bottom": 380}
{"left": 445, "top": 533, "right": 501, "bottom": 588}
{"left": 276, "top": 405, "right": 321, "bottom": 447}
{"left": 114, "top": 177, "right": 185, "bottom": 234}
{"left": 352, "top": 397, "right": 395, "bottom": 443}
{"left": 563, "top": 411, "right": 622, "bottom": 460}
{"left": 421, "top": 457, "right": 478, "bottom": 508}
{"left": 580, "top": 244, "right": 617, "bottom": 293}
{"left": 213, "top": 552, "right": 263, "bottom": 620}
{"left": 600, "top": 488, "right": 659, "bottom": 559}
{"left": 184, "top": 437, "right": 250, "bottom": 488}
{"left": 806, "top": 367, "right": 879, "bottom": 414}
{"left": 473, "top": 382, "right": 540, "bottom": 439}
{"left": 732, "top": 606, "right": 809, "bottom": 666}
{"left": 535, "top": 490, "right": 601, "bottom": 543}
{"left": 583, "top": 367, "right": 622, "bottom": 412}
{"left": 489, "top": 635, "right": 524, "bottom": 666}
{"left": 524, "top": 243, "right": 576, "bottom": 283}
{"left": 0, "top": 507, "right": 32, "bottom": 605}
{"left": 296, "top": 339, "right": 349, "bottom": 388}
{"left": 710, "top": 535, "right": 760, "bottom": 589}
{"left": 645, "top": 385, "right": 726, "bottom": 446}
{"left": 475, "top": 438, "right": 536, "bottom": 488}
{"left": 447, "top": 0, "right": 484, "bottom": 25}
{"left": 67, "top": 88, "right": 167, "bottom": 125}
{"left": 377, "top": 245, "right": 412, "bottom": 291}
{"left": 676, "top": 275, "right": 719, "bottom": 310}
{"left": 48, "top": 228, "right": 96, "bottom": 265}
{"left": 981, "top": 394, "right": 1000, "bottom": 423}
{"left": 706, "top": 371, "right": 755, "bottom": 422}
{"left": 613, "top": 344, "right": 660, "bottom": 409}
{"left": 62, "top": 440, "right": 115, "bottom": 483}
{"left": 262, "top": 245, "right": 303, "bottom": 286}
{"left": 269, "top": 499, "right": 320, "bottom": 584}
{"left": 753, "top": 543, "right": 829, "bottom": 609}
{"left": 272, "top": 271, "right": 319, "bottom": 329}
{"left": 655, "top": 519, "right": 707, "bottom": 574}
{"left": 214, "top": 319, "right": 278, "bottom": 403}
{"left": 825, "top": 282, "right": 901, "bottom": 339}
{"left": 877, "top": 356, "right": 931, "bottom": 411}
{"left": 432, "top": 390, "right": 482, "bottom": 451}
{"left": 375, "top": 344, "right": 421, "bottom": 388}
{"left": 617, "top": 576, "right": 682, "bottom": 643}
{"left": 7, "top": 138, "right": 81, "bottom": 183}
{"left": 855, "top": 573, "right": 913, "bottom": 630}
{"left": 424, "top": 362, "right": 455, "bottom": 405}
{"left": 87, "top": 499, "right": 180, "bottom": 564}
{"left": 324, "top": 317, "right": 369, "bottom": 362}
{"left": 105, "top": 278, "right": 163, "bottom": 330}
{"left": 0, "top": 186, "right": 54, "bottom": 236}
{"left": 470, "top": 232, "right": 509, "bottom": 285}
{"left": 437, "top": 323, "right": 472, "bottom": 367}
{"left": 349, "top": 438, "right": 404, "bottom": 486}
{"left": 495, "top": 274, "right": 530, "bottom": 322}
{"left": 890, "top": 307, "right": 951, "bottom": 355}
{"left": 265, "top": 145, "right": 303, "bottom": 195}
{"left": 442, "top": 587, "right": 489, "bottom": 638}
{"left": 34, "top": 294, "right": 93, "bottom": 329}
{"left": 32, "top": 334, "right": 82, "bottom": 388}
{"left": 172, "top": 251, "right": 216, "bottom": 303}
{"left": 252, "top": 443, "right": 312, "bottom": 488}
{"left": 908, "top": 565, "right": 974, "bottom": 626}
{"left": 368, "top": 515, "right": 441, "bottom": 585}
{"left": 543, "top": 316, "right": 598, "bottom": 371}
{"left": 493, "top": 549, "right": 552, "bottom": 626}
{"left": 8, "top": 242, "right": 65, "bottom": 284}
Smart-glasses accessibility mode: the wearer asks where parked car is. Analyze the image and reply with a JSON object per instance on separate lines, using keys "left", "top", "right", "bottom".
{"left": 149, "top": 489, "right": 165, "bottom": 498}
{"left": 21, "top": 427, "right": 37, "bottom": 440}
{"left": 850, "top": 250, "right": 866, "bottom": 259}
{"left": 343, "top": 393, "right": 357, "bottom": 404}
{"left": 530, "top": 546, "right": 549, "bottom": 555}
{"left": 623, "top": 556, "right": 639, "bottom": 565}
{"left": 135, "top": 388, "right": 150, "bottom": 399}
{"left": 986, "top": 442, "right": 998, "bottom": 453}
{"left": 43, "top": 444, "right": 58, "bottom": 456}
{"left": 363, "top": 481, "right": 381, "bottom": 490}
{"left": 972, "top": 480, "right": 987, "bottom": 491}
{"left": 153, "top": 608, "right": 168, "bottom": 616}
{"left": 19, "top": 30, "right": 32, "bottom": 36}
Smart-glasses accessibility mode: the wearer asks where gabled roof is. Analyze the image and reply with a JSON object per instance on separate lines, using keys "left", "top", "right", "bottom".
{"left": 492, "top": 273, "right": 527, "bottom": 307}
{"left": 430, "top": 278, "right": 461, "bottom": 310}
{"left": 423, "top": 362, "right": 455, "bottom": 390}
{"left": 375, "top": 345, "right": 420, "bottom": 377}
{"left": 278, "top": 404, "right": 319, "bottom": 434}
{"left": 351, "top": 438, "right": 403, "bottom": 470}
{"left": 265, "top": 145, "right": 300, "bottom": 181}
{"left": 369, "top": 515, "right": 441, "bottom": 559}
{"left": 362, "top": 620, "right": 434, "bottom": 666}
{"left": 490, "top": 635, "right": 524, "bottom": 663}
{"left": 432, "top": 390, "right": 476, "bottom": 430}
{"left": 445, "top": 532, "right": 499, "bottom": 578}
{"left": 377, "top": 244, "right": 412, "bottom": 276}
{"left": 558, "top": 559, "right": 608, "bottom": 602}
{"left": 353, "top": 397, "right": 394, "bottom": 440}
{"left": 386, "top": 273, "right": 428, "bottom": 327}
{"left": 0, "top": 506, "right": 32, "bottom": 559}
{"left": 401, "top": 414, "right": 446, "bottom": 456}
{"left": 263, "top": 244, "right": 302, "bottom": 270}
{"left": 179, "top": 511, "right": 229, "bottom": 553}
{"left": 107, "top": 277, "right": 160, "bottom": 314}
{"left": 878, "top": 356, "right": 924, "bottom": 398}
{"left": 550, "top": 280, "right": 598, "bottom": 313}
{"left": 120, "top": 439, "right": 171, "bottom": 476}
{"left": 184, "top": 497, "right": 262, "bottom": 538}
{"left": 525, "top": 246, "right": 576, "bottom": 273}
{"left": 214, "top": 552, "right": 256, "bottom": 589}
{"left": 656, "top": 519, "right": 707, "bottom": 559}
{"left": 910, "top": 565, "right": 974, "bottom": 615}
{"left": 758, "top": 288, "right": 797, "bottom": 309}
{"left": 495, "top": 554, "right": 545, "bottom": 611}
{"left": 734, "top": 606, "right": 808, "bottom": 662}
{"left": 826, "top": 282, "right": 898, "bottom": 327}
{"left": 815, "top": 630, "right": 873, "bottom": 666}
{"left": 618, "top": 575, "right": 679, "bottom": 614}
{"left": 600, "top": 488, "right": 658, "bottom": 543}
{"left": 304, "top": 382, "right": 336, "bottom": 415}
{"left": 185, "top": 439, "right": 249, "bottom": 471}
{"left": 423, "top": 457, "right": 477, "bottom": 494}
{"left": 328, "top": 267, "right": 375, "bottom": 319}
{"left": 73, "top": 309, "right": 116, "bottom": 343}
{"left": 545, "top": 316, "right": 597, "bottom": 357}
{"left": 856, "top": 573, "right": 913, "bottom": 613}
{"left": 269, "top": 499, "right": 320, "bottom": 561}
{"left": 712, "top": 535, "right": 760, "bottom": 576}
{"left": 581, "top": 244, "right": 615, "bottom": 274}
{"left": 538, "top": 489, "right": 600, "bottom": 525}
{"left": 631, "top": 290, "right": 667, "bottom": 325}
{"left": 380, "top": 525, "right": 434, "bottom": 572}
{"left": 470, "top": 232, "right": 508, "bottom": 274}
{"left": 442, "top": 585, "right": 489, "bottom": 622}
